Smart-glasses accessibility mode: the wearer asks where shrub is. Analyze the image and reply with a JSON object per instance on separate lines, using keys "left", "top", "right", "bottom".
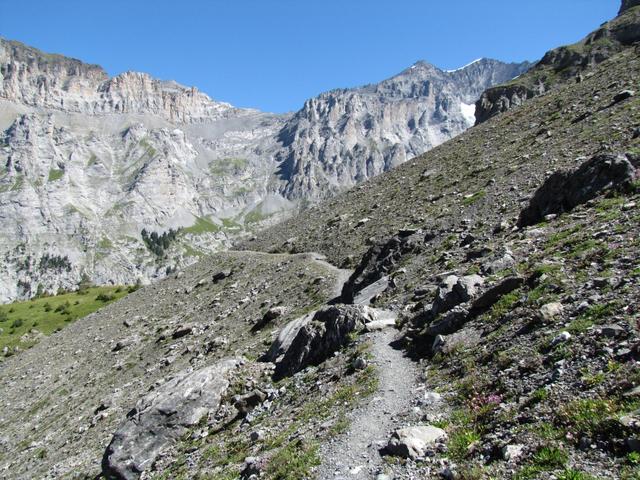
{"left": 10, "top": 318, "right": 24, "bottom": 329}
{"left": 96, "top": 293, "right": 115, "bottom": 302}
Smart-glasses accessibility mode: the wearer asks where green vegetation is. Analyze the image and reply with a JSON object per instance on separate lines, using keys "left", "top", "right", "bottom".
{"left": 182, "top": 216, "right": 220, "bottom": 235}
{"left": 245, "top": 208, "right": 270, "bottom": 225}
{"left": 141, "top": 228, "right": 179, "bottom": 257}
{"left": 557, "top": 468, "right": 598, "bottom": 480}
{"left": 447, "top": 429, "right": 481, "bottom": 460}
{"left": 48, "top": 169, "right": 64, "bottom": 182}
{"left": 38, "top": 253, "right": 72, "bottom": 272}
{"left": 264, "top": 440, "right": 320, "bottom": 480}
{"left": 557, "top": 398, "right": 617, "bottom": 437}
{"left": 488, "top": 290, "right": 521, "bottom": 321}
{"left": 513, "top": 445, "right": 569, "bottom": 480}
{"left": 0, "top": 286, "right": 130, "bottom": 355}
{"left": 568, "top": 301, "right": 620, "bottom": 334}
{"left": 209, "top": 157, "right": 248, "bottom": 177}
{"left": 462, "top": 190, "right": 486, "bottom": 206}
{"left": 98, "top": 237, "right": 113, "bottom": 249}
{"left": 221, "top": 217, "right": 241, "bottom": 230}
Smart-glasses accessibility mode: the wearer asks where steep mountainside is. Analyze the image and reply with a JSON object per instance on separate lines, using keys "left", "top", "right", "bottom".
{"left": 0, "top": 38, "right": 527, "bottom": 303}
{"left": 276, "top": 59, "right": 530, "bottom": 199}
{"left": 0, "top": 4, "right": 639, "bottom": 480}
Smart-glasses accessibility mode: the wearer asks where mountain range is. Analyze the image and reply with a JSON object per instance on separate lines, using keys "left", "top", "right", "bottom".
{"left": 0, "top": 39, "right": 529, "bottom": 302}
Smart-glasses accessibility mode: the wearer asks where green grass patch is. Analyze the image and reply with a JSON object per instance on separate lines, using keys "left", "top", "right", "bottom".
{"left": 98, "top": 237, "right": 113, "bottom": 249}
{"left": 209, "top": 157, "right": 248, "bottom": 177}
{"left": 182, "top": 216, "right": 221, "bottom": 235}
{"left": 557, "top": 398, "right": 617, "bottom": 437}
{"left": 48, "top": 169, "right": 64, "bottom": 182}
{"left": 488, "top": 290, "right": 521, "bottom": 321}
{"left": 567, "top": 301, "right": 620, "bottom": 334}
{"left": 462, "top": 190, "right": 486, "bottom": 206}
{"left": 245, "top": 208, "right": 271, "bottom": 225}
{"left": 447, "top": 428, "right": 480, "bottom": 460}
{"left": 0, "top": 286, "right": 130, "bottom": 356}
{"left": 557, "top": 468, "right": 598, "bottom": 480}
{"left": 221, "top": 217, "right": 242, "bottom": 230}
{"left": 513, "top": 445, "right": 568, "bottom": 480}
{"left": 264, "top": 440, "right": 320, "bottom": 480}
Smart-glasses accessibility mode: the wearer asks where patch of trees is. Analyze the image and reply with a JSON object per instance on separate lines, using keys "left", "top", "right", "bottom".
{"left": 141, "top": 228, "right": 179, "bottom": 257}
{"left": 39, "top": 254, "right": 72, "bottom": 272}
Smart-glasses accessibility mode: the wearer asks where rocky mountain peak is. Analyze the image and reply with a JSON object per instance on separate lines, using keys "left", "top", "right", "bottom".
{"left": 0, "top": 38, "right": 236, "bottom": 123}
{"left": 620, "top": 0, "right": 640, "bottom": 14}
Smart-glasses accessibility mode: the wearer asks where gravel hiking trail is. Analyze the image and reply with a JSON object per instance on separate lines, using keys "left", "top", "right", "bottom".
{"left": 314, "top": 328, "right": 422, "bottom": 479}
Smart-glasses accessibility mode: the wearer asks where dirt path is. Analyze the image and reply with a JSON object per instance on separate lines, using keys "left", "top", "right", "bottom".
{"left": 314, "top": 328, "right": 422, "bottom": 480}
{"left": 306, "top": 252, "right": 352, "bottom": 300}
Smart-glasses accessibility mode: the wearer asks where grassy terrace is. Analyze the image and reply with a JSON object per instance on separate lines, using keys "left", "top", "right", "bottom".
{"left": 0, "top": 286, "right": 132, "bottom": 356}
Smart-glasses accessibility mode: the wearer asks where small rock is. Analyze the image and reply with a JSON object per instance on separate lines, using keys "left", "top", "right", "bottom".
{"left": 212, "top": 269, "right": 232, "bottom": 283}
{"left": 623, "top": 386, "right": 640, "bottom": 398}
{"left": 551, "top": 331, "right": 571, "bottom": 346}
{"left": 172, "top": 325, "right": 193, "bottom": 339}
{"left": 424, "top": 392, "right": 442, "bottom": 404}
{"left": 241, "top": 456, "right": 261, "bottom": 479}
{"left": 601, "top": 324, "right": 626, "bottom": 338}
{"left": 353, "top": 357, "right": 368, "bottom": 370}
{"left": 234, "top": 390, "right": 267, "bottom": 417}
{"left": 540, "top": 302, "right": 564, "bottom": 321}
{"left": 386, "top": 425, "right": 447, "bottom": 459}
{"left": 432, "top": 335, "right": 446, "bottom": 353}
{"left": 502, "top": 444, "right": 524, "bottom": 461}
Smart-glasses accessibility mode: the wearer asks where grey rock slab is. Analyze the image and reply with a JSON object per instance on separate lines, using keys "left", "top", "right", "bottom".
{"left": 270, "top": 305, "right": 371, "bottom": 379}
{"left": 102, "top": 358, "right": 239, "bottom": 479}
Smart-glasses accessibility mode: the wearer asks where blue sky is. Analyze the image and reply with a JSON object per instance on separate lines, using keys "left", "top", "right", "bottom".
{"left": 1, "top": 0, "right": 618, "bottom": 113}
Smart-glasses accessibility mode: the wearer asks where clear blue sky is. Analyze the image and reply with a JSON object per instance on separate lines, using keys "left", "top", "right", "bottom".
{"left": 1, "top": 0, "right": 618, "bottom": 113}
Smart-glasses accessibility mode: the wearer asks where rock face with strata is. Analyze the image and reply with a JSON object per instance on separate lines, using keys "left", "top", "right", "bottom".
{"left": 102, "top": 359, "right": 239, "bottom": 480}
{"left": 476, "top": 5, "right": 640, "bottom": 125}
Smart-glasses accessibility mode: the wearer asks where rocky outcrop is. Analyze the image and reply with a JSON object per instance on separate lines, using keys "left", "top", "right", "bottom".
{"left": 620, "top": 0, "right": 640, "bottom": 14}
{"left": 476, "top": 2, "right": 640, "bottom": 125}
{"left": 0, "top": 39, "right": 236, "bottom": 123}
{"left": 266, "top": 305, "right": 374, "bottom": 379}
{"left": 341, "top": 229, "right": 429, "bottom": 303}
{"left": 102, "top": 359, "right": 239, "bottom": 480}
{"left": 518, "top": 153, "right": 639, "bottom": 227}
{"left": 475, "top": 84, "right": 540, "bottom": 125}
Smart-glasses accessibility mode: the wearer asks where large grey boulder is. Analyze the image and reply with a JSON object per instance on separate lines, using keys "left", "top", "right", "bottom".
{"left": 518, "top": 154, "right": 638, "bottom": 227}
{"left": 432, "top": 274, "right": 484, "bottom": 316}
{"left": 341, "top": 230, "right": 427, "bottom": 304}
{"left": 267, "top": 305, "right": 372, "bottom": 379}
{"left": 102, "top": 359, "right": 239, "bottom": 479}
